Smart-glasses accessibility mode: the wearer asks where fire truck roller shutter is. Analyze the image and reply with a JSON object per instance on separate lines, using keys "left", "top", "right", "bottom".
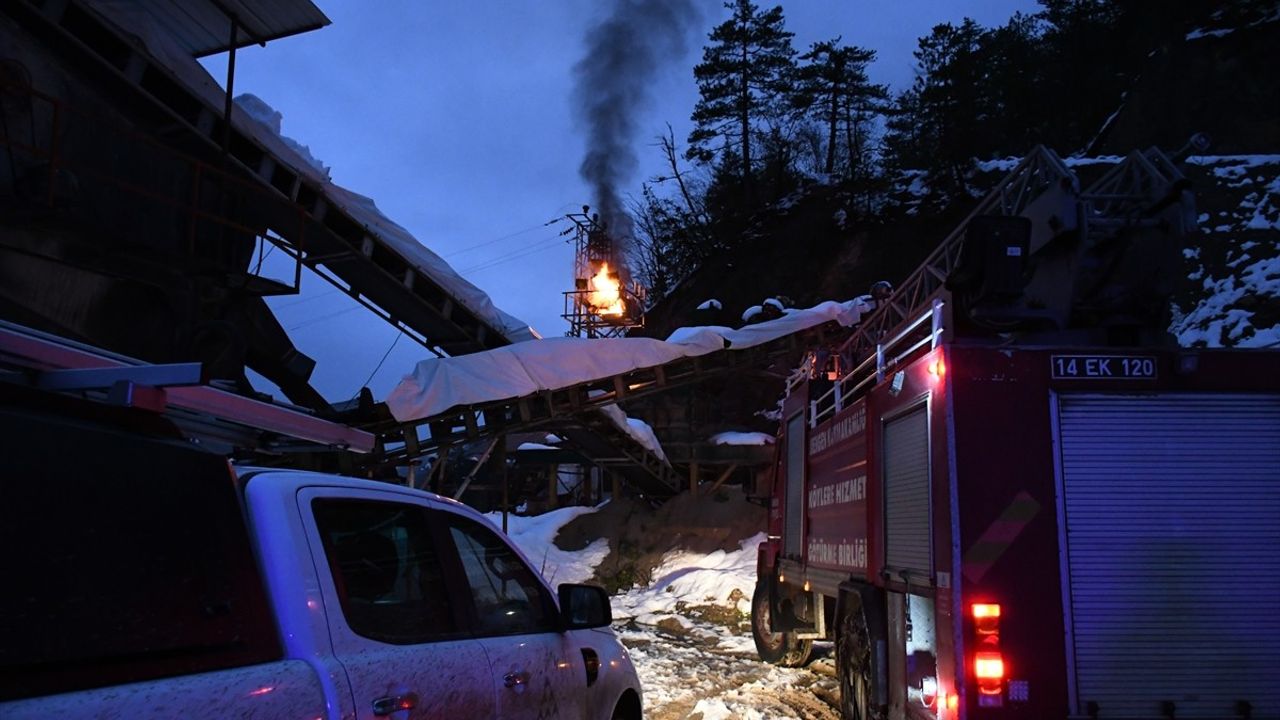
{"left": 1056, "top": 393, "right": 1280, "bottom": 719}
{"left": 884, "top": 405, "right": 931, "bottom": 577}
{"left": 784, "top": 412, "right": 806, "bottom": 557}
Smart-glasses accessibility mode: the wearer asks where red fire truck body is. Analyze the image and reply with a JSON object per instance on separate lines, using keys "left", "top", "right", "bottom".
{"left": 752, "top": 147, "right": 1280, "bottom": 720}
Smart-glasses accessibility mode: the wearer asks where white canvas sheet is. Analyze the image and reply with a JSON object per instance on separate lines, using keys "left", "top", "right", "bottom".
{"left": 386, "top": 298, "right": 870, "bottom": 421}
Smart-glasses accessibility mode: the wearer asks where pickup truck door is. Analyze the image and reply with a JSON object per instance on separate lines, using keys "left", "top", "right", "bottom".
{"left": 439, "top": 512, "right": 590, "bottom": 720}
{"left": 298, "top": 488, "right": 496, "bottom": 719}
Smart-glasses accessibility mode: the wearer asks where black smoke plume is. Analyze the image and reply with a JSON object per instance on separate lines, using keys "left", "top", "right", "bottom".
{"left": 572, "top": 0, "right": 698, "bottom": 264}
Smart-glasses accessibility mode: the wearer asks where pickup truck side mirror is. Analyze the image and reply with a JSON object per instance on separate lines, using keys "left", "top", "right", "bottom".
{"left": 558, "top": 583, "right": 612, "bottom": 630}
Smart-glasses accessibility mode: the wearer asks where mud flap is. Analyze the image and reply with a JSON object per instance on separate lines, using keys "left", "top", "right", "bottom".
{"left": 769, "top": 577, "right": 817, "bottom": 633}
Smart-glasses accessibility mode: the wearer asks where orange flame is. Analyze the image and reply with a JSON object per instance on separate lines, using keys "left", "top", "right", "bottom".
{"left": 588, "top": 263, "right": 624, "bottom": 316}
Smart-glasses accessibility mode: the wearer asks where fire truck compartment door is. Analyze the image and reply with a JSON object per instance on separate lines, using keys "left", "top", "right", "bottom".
{"left": 883, "top": 405, "right": 931, "bottom": 578}
{"left": 784, "top": 412, "right": 806, "bottom": 557}
{"left": 1056, "top": 392, "right": 1280, "bottom": 719}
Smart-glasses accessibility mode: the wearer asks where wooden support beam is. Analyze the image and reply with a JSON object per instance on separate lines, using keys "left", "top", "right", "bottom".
{"left": 708, "top": 464, "right": 738, "bottom": 494}
{"left": 689, "top": 461, "right": 700, "bottom": 497}
{"left": 403, "top": 425, "right": 420, "bottom": 459}
{"left": 499, "top": 441, "right": 509, "bottom": 533}
{"left": 453, "top": 435, "right": 500, "bottom": 501}
{"left": 548, "top": 464, "right": 559, "bottom": 509}
{"left": 582, "top": 465, "right": 594, "bottom": 505}
{"left": 424, "top": 446, "right": 449, "bottom": 493}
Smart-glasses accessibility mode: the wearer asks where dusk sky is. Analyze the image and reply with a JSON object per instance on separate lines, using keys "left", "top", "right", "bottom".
{"left": 202, "top": 0, "right": 1037, "bottom": 401}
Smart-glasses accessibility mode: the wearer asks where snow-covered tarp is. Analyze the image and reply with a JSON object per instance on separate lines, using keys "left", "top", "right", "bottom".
{"left": 386, "top": 298, "right": 871, "bottom": 422}
{"left": 599, "top": 406, "right": 670, "bottom": 464}
{"left": 86, "top": 3, "right": 536, "bottom": 344}
{"left": 709, "top": 431, "right": 775, "bottom": 446}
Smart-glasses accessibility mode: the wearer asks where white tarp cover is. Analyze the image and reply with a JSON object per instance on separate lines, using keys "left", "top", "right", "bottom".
{"left": 386, "top": 298, "right": 871, "bottom": 422}
{"left": 88, "top": 2, "right": 537, "bottom": 343}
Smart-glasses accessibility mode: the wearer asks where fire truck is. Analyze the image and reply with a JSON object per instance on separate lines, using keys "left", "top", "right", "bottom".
{"left": 751, "top": 145, "right": 1280, "bottom": 719}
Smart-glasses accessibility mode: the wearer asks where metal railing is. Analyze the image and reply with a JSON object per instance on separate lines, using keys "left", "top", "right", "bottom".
{"left": 793, "top": 143, "right": 1191, "bottom": 427}
{"left": 832, "top": 146, "right": 1075, "bottom": 377}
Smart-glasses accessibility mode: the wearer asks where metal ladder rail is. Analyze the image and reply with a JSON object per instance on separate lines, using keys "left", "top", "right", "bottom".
{"left": 797, "top": 147, "right": 1080, "bottom": 423}
{"left": 833, "top": 147, "right": 1076, "bottom": 374}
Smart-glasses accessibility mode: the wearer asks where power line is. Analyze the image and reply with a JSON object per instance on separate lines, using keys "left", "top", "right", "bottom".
{"left": 287, "top": 304, "right": 362, "bottom": 331}
{"left": 353, "top": 331, "right": 404, "bottom": 398}
{"left": 271, "top": 286, "right": 342, "bottom": 311}
{"left": 442, "top": 215, "right": 567, "bottom": 258}
{"left": 458, "top": 235, "right": 571, "bottom": 275}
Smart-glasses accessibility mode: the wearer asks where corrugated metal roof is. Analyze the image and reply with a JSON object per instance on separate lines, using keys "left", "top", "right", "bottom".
{"left": 88, "top": 0, "right": 331, "bottom": 57}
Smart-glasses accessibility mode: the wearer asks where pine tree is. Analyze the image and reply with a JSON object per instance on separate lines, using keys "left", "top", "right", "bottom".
{"left": 687, "top": 0, "right": 796, "bottom": 207}
{"left": 790, "top": 38, "right": 887, "bottom": 178}
{"left": 981, "top": 13, "right": 1047, "bottom": 155}
{"left": 883, "top": 19, "right": 990, "bottom": 201}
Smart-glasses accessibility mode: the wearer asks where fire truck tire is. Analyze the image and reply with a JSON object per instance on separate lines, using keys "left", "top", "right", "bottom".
{"left": 837, "top": 599, "right": 881, "bottom": 720}
{"left": 751, "top": 579, "right": 813, "bottom": 667}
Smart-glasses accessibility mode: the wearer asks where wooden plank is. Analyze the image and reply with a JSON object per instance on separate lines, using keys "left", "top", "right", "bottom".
{"left": 453, "top": 435, "right": 500, "bottom": 500}
{"left": 708, "top": 464, "right": 738, "bottom": 494}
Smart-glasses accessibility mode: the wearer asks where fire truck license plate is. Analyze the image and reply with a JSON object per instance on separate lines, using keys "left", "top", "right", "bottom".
{"left": 1051, "top": 355, "right": 1157, "bottom": 380}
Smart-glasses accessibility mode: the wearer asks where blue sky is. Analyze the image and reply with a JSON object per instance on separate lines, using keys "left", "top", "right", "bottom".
{"left": 203, "top": 0, "right": 1037, "bottom": 401}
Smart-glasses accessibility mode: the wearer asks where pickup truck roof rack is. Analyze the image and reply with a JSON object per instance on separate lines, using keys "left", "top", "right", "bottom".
{"left": 0, "top": 320, "right": 375, "bottom": 457}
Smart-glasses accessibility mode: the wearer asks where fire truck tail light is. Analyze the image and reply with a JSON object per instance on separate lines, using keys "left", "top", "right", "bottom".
{"left": 974, "top": 652, "right": 1005, "bottom": 688}
{"left": 971, "top": 602, "right": 1001, "bottom": 635}
{"left": 971, "top": 603, "right": 1001, "bottom": 619}
{"left": 946, "top": 693, "right": 959, "bottom": 710}
{"left": 928, "top": 358, "right": 946, "bottom": 377}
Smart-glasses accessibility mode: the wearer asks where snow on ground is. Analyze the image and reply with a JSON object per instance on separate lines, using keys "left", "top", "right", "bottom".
{"left": 613, "top": 532, "right": 762, "bottom": 632}
{"left": 1173, "top": 155, "right": 1280, "bottom": 347}
{"left": 484, "top": 505, "right": 608, "bottom": 586}
{"left": 620, "top": 627, "right": 838, "bottom": 720}
{"left": 493, "top": 503, "right": 839, "bottom": 718}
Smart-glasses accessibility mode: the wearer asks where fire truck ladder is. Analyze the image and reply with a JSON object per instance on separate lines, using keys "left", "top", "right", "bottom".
{"left": 804, "top": 145, "right": 1190, "bottom": 427}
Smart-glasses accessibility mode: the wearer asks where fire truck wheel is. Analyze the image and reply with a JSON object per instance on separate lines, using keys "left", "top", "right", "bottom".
{"left": 837, "top": 600, "right": 880, "bottom": 720}
{"left": 751, "top": 579, "right": 813, "bottom": 667}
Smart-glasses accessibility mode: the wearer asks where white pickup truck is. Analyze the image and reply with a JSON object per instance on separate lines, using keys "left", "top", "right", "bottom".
{"left": 0, "top": 387, "right": 643, "bottom": 719}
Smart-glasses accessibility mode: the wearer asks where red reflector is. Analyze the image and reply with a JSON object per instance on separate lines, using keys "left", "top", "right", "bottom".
{"left": 975, "top": 652, "right": 1005, "bottom": 680}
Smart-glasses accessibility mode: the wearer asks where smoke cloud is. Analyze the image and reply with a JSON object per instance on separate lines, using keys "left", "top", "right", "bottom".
{"left": 572, "top": 0, "right": 699, "bottom": 260}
